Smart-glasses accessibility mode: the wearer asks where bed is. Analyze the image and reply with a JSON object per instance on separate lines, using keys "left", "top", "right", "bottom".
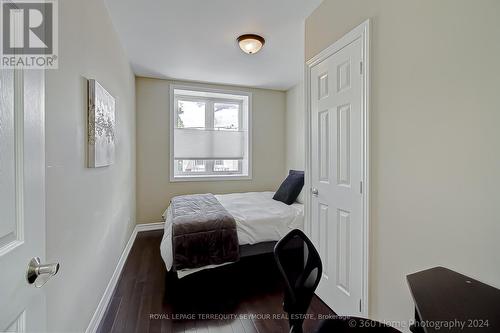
{"left": 160, "top": 191, "right": 304, "bottom": 278}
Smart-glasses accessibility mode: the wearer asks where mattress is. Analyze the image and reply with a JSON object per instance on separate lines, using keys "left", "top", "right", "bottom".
{"left": 160, "top": 191, "right": 304, "bottom": 278}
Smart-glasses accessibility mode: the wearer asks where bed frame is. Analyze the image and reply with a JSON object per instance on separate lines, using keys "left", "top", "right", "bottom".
{"left": 163, "top": 239, "right": 305, "bottom": 306}
{"left": 167, "top": 241, "right": 278, "bottom": 278}
{"left": 239, "top": 241, "right": 278, "bottom": 258}
{"left": 167, "top": 239, "right": 305, "bottom": 281}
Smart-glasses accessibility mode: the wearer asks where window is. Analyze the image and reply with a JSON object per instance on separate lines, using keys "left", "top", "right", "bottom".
{"left": 170, "top": 85, "right": 251, "bottom": 181}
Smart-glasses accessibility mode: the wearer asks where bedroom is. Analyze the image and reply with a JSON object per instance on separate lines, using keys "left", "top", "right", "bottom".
{"left": 0, "top": 0, "right": 499, "bottom": 333}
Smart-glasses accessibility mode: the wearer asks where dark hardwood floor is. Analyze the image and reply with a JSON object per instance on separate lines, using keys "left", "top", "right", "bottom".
{"left": 97, "top": 230, "right": 334, "bottom": 333}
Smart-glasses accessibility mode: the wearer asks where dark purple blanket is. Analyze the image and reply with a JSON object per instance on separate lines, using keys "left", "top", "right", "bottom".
{"left": 171, "top": 193, "right": 239, "bottom": 270}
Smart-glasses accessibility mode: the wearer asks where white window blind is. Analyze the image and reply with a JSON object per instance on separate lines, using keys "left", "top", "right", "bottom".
{"left": 170, "top": 85, "right": 251, "bottom": 181}
{"left": 173, "top": 128, "right": 245, "bottom": 160}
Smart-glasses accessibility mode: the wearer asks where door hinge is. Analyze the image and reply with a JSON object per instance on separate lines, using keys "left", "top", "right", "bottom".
{"left": 360, "top": 61, "right": 363, "bottom": 75}
{"left": 359, "top": 299, "right": 362, "bottom": 312}
{"left": 360, "top": 181, "right": 363, "bottom": 194}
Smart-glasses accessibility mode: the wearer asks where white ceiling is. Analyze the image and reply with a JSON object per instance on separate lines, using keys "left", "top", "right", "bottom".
{"left": 104, "top": 0, "right": 322, "bottom": 91}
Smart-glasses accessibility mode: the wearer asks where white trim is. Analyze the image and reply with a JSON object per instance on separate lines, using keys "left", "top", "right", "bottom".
{"left": 169, "top": 174, "right": 252, "bottom": 182}
{"left": 86, "top": 222, "right": 165, "bottom": 333}
{"left": 135, "top": 222, "right": 165, "bottom": 232}
{"left": 169, "top": 83, "right": 253, "bottom": 182}
{"left": 304, "top": 19, "right": 370, "bottom": 317}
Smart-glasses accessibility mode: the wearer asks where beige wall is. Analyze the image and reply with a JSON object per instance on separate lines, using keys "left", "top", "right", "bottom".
{"left": 285, "top": 82, "right": 305, "bottom": 172}
{"left": 306, "top": 0, "right": 500, "bottom": 329}
{"left": 136, "top": 77, "right": 286, "bottom": 224}
{"left": 45, "top": 0, "right": 136, "bottom": 331}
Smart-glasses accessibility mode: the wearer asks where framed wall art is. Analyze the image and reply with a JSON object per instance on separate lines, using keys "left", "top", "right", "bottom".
{"left": 88, "top": 79, "right": 115, "bottom": 168}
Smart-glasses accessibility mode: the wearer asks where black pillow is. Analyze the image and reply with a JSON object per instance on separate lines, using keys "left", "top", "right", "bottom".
{"left": 289, "top": 170, "right": 304, "bottom": 176}
{"left": 273, "top": 171, "right": 304, "bottom": 205}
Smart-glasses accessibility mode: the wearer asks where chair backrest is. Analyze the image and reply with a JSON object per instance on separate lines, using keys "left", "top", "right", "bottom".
{"left": 274, "top": 229, "right": 323, "bottom": 321}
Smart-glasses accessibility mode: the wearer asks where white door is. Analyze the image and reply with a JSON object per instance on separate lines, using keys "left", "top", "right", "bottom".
{"left": 0, "top": 68, "right": 50, "bottom": 332}
{"left": 309, "top": 35, "right": 365, "bottom": 315}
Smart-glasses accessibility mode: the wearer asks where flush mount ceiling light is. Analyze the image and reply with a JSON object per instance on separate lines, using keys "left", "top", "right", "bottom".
{"left": 237, "top": 34, "right": 265, "bottom": 54}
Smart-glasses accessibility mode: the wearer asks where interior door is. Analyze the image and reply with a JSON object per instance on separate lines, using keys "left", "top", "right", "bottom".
{"left": 0, "top": 68, "right": 48, "bottom": 331}
{"left": 310, "top": 37, "right": 364, "bottom": 315}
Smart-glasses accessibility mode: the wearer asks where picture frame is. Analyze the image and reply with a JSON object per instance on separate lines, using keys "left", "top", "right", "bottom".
{"left": 87, "top": 79, "right": 116, "bottom": 168}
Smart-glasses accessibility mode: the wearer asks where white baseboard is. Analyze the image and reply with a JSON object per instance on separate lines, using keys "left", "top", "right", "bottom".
{"left": 86, "top": 222, "right": 165, "bottom": 333}
{"left": 136, "top": 221, "right": 165, "bottom": 232}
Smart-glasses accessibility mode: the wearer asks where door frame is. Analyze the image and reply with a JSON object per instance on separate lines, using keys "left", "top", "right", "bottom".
{"left": 304, "top": 19, "right": 370, "bottom": 316}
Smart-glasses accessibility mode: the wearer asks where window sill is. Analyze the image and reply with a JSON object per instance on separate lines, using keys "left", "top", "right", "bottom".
{"left": 170, "top": 174, "right": 252, "bottom": 183}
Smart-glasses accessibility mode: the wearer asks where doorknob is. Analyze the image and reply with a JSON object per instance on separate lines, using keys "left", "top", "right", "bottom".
{"left": 311, "top": 188, "right": 319, "bottom": 196}
{"left": 26, "top": 257, "right": 60, "bottom": 288}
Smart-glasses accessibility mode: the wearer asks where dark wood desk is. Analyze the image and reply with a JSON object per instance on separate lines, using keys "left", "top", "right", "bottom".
{"left": 407, "top": 267, "right": 500, "bottom": 333}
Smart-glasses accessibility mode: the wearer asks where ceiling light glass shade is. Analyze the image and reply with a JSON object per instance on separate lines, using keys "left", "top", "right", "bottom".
{"left": 237, "top": 34, "right": 265, "bottom": 54}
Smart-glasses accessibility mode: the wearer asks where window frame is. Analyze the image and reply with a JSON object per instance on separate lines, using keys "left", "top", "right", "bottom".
{"left": 174, "top": 96, "right": 243, "bottom": 176}
{"left": 169, "top": 84, "right": 252, "bottom": 182}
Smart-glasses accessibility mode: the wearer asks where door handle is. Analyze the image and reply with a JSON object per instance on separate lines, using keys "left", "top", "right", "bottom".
{"left": 311, "top": 188, "right": 319, "bottom": 196}
{"left": 26, "top": 257, "right": 60, "bottom": 288}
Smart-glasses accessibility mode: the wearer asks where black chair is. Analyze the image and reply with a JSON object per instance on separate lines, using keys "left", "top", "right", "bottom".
{"left": 274, "top": 229, "right": 401, "bottom": 333}
{"left": 274, "top": 229, "right": 323, "bottom": 333}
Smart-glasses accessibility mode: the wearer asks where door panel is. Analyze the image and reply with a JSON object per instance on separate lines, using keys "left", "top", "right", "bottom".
{"left": 0, "top": 70, "right": 18, "bottom": 252}
{"left": 337, "top": 104, "right": 351, "bottom": 186}
{"left": 318, "top": 73, "right": 329, "bottom": 99}
{"left": 310, "top": 37, "right": 364, "bottom": 315}
{"left": 0, "top": 69, "right": 46, "bottom": 331}
{"left": 318, "top": 203, "right": 329, "bottom": 276}
{"left": 318, "top": 110, "right": 330, "bottom": 182}
{"left": 336, "top": 208, "right": 351, "bottom": 295}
